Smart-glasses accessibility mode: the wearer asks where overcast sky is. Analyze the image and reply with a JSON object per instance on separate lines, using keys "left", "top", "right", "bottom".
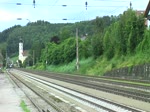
{"left": 0, "top": 0, "right": 149, "bottom": 32}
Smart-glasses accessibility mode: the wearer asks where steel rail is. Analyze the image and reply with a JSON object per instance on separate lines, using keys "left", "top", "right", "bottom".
{"left": 12, "top": 70, "right": 145, "bottom": 112}
{"left": 8, "top": 71, "right": 64, "bottom": 112}
{"left": 21, "top": 69, "right": 150, "bottom": 102}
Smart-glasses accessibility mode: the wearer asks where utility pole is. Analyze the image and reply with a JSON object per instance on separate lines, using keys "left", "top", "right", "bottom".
{"left": 46, "top": 46, "right": 48, "bottom": 70}
{"left": 130, "top": 1, "right": 132, "bottom": 9}
{"left": 5, "top": 49, "right": 7, "bottom": 68}
{"left": 76, "top": 28, "right": 79, "bottom": 70}
{"left": 33, "top": 50, "right": 35, "bottom": 66}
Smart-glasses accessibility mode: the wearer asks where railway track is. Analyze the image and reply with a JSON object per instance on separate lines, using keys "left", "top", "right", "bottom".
{"left": 17, "top": 68, "right": 150, "bottom": 103}
{"left": 8, "top": 69, "right": 145, "bottom": 112}
{"left": 7, "top": 71, "right": 62, "bottom": 112}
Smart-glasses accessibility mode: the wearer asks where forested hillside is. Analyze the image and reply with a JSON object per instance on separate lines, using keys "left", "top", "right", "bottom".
{"left": 0, "top": 15, "right": 115, "bottom": 66}
{"left": 0, "top": 9, "right": 150, "bottom": 77}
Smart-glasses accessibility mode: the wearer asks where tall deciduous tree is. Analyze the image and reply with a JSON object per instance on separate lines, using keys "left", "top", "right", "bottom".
{"left": 103, "top": 9, "right": 145, "bottom": 59}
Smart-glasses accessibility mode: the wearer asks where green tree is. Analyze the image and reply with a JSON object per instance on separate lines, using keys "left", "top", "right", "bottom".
{"left": 137, "top": 30, "right": 150, "bottom": 53}
{"left": 118, "top": 9, "right": 145, "bottom": 54}
{"left": 79, "top": 38, "right": 92, "bottom": 58}
{"left": 59, "top": 27, "right": 72, "bottom": 41}
{"left": 102, "top": 9, "right": 145, "bottom": 58}
{"left": 30, "top": 40, "right": 44, "bottom": 64}
{"left": 91, "top": 34, "right": 103, "bottom": 58}
{"left": 63, "top": 37, "right": 76, "bottom": 63}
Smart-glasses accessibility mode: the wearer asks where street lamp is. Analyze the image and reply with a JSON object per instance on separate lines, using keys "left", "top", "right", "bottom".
{"left": 17, "top": 18, "right": 31, "bottom": 24}
{"left": 17, "top": 18, "right": 22, "bottom": 20}
{"left": 16, "top": 3, "right": 21, "bottom": 5}
{"left": 62, "top": 18, "right": 67, "bottom": 20}
{"left": 62, "top": 5, "right": 67, "bottom": 7}
{"left": 26, "top": 19, "right": 31, "bottom": 23}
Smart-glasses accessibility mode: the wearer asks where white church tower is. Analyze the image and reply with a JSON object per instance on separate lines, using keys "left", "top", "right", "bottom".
{"left": 19, "top": 39, "right": 23, "bottom": 60}
{"left": 19, "top": 39, "right": 27, "bottom": 63}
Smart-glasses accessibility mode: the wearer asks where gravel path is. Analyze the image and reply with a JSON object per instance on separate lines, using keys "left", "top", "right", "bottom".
{"left": 0, "top": 73, "right": 23, "bottom": 112}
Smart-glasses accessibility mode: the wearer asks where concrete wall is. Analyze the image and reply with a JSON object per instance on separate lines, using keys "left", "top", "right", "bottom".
{"left": 104, "top": 64, "right": 150, "bottom": 80}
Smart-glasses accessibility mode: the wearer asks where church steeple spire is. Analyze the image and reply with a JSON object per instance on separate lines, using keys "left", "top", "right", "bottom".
{"left": 19, "top": 38, "right": 23, "bottom": 43}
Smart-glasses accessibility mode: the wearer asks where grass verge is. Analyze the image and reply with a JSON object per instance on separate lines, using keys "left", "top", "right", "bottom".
{"left": 32, "top": 52, "right": 150, "bottom": 79}
{"left": 20, "top": 100, "right": 30, "bottom": 112}
{"left": 99, "top": 77, "right": 150, "bottom": 87}
{"left": 46, "top": 57, "right": 95, "bottom": 75}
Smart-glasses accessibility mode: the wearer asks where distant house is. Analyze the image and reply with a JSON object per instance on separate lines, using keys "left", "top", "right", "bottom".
{"left": 135, "top": 10, "right": 148, "bottom": 27}
{"left": 136, "top": 10, "right": 144, "bottom": 16}
{"left": 80, "top": 34, "right": 88, "bottom": 41}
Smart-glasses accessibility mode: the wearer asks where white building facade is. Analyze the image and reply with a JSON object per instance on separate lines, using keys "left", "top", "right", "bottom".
{"left": 18, "top": 39, "right": 27, "bottom": 63}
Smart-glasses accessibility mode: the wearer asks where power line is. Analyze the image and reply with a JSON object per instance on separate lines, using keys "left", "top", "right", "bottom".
{"left": 49, "top": 0, "right": 60, "bottom": 9}
{"left": 94, "top": 0, "right": 128, "bottom": 2}
{"left": 0, "top": 0, "right": 132, "bottom": 24}
{"left": 0, "top": 2, "right": 128, "bottom": 8}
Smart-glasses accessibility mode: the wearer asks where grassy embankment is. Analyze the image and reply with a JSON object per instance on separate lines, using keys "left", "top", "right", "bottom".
{"left": 11, "top": 52, "right": 150, "bottom": 86}
{"left": 11, "top": 50, "right": 150, "bottom": 77}
{"left": 34, "top": 51, "right": 150, "bottom": 77}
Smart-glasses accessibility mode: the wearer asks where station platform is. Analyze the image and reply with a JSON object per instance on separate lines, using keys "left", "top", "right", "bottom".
{"left": 0, "top": 72, "right": 23, "bottom": 112}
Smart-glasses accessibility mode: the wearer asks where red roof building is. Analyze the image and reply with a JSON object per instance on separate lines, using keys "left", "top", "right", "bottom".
{"left": 144, "top": 0, "right": 150, "bottom": 28}
{"left": 144, "top": 0, "right": 150, "bottom": 19}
